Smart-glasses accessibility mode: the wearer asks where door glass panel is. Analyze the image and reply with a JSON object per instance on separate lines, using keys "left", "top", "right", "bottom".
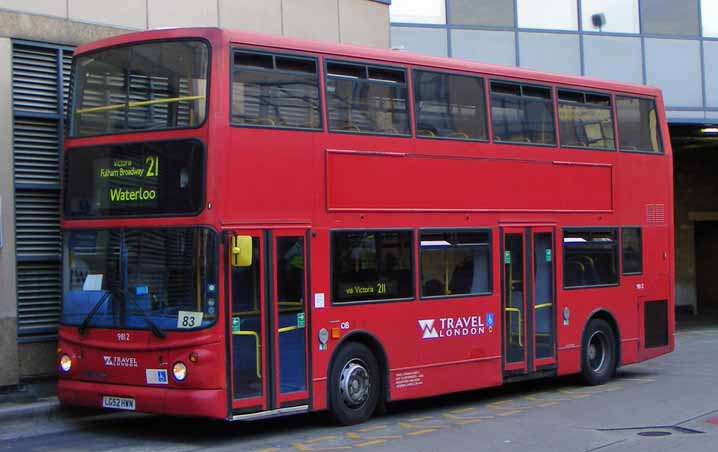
{"left": 276, "top": 237, "right": 307, "bottom": 394}
{"left": 534, "top": 232, "right": 554, "bottom": 360}
{"left": 232, "top": 237, "right": 262, "bottom": 399}
{"left": 504, "top": 233, "right": 525, "bottom": 363}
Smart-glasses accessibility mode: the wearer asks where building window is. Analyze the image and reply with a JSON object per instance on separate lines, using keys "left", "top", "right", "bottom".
{"left": 413, "top": 70, "right": 488, "bottom": 140}
{"left": 490, "top": 81, "right": 556, "bottom": 145}
{"left": 641, "top": 0, "right": 699, "bottom": 36}
{"left": 420, "top": 230, "right": 491, "bottom": 298}
{"left": 622, "top": 228, "right": 643, "bottom": 275}
{"left": 581, "top": 0, "right": 640, "bottom": 34}
{"left": 558, "top": 90, "right": 615, "bottom": 150}
{"left": 702, "top": 0, "right": 718, "bottom": 37}
{"left": 331, "top": 231, "right": 414, "bottom": 303}
{"left": 231, "top": 51, "right": 321, "bottom": 130}
{"left": 390, "top": 0, "right": 446, "bottom": 24}
{"left": 326, "top": 61, "right": 410, "bottom": 136}
{"left": 563, "top": 229, "right": 619, "bottom": 288}
{"left": 447, "top": 0, "right": 515, "bottom": 27}
{"left": 616, "top": 96, "right": 662, "bottom": 153}
{"left": 517, "top": 0, "right": 578, "bottom": 30}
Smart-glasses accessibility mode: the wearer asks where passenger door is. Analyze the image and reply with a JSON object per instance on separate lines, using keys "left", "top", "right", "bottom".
{"left": 501, "top": 226, "right": 557, "bottom": 376}
{"left": 226, "top": 229, "right": 310, "bottom": 416}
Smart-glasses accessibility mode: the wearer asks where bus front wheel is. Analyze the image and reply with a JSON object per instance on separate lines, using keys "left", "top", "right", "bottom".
{"left": 328, "top": 342, "right": 379, "bottom": 425}
{"left": 580, "top": 318, "right": 617, "bottom": 385}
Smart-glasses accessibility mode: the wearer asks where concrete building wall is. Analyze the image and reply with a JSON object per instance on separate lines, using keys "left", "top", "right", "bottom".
{"left": 0, "top": 0, "right": 390, "bottom": 388}
{"left": 0, "top": 0, "right": 390, "bottom": 47}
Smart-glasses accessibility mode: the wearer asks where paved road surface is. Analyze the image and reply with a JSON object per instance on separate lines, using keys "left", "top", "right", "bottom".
{"left": 1, "top": 326, "right": 717, "bottom": 452}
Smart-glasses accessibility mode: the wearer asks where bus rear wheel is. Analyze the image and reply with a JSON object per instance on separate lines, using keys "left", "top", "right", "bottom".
{"left": 328, "top": 342, "right": 379, "bottom": 425}
{"left": 580, "top": 318, "right": 617, "bottom": 385}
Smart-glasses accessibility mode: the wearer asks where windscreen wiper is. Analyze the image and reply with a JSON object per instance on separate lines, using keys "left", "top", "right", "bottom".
{"left": 78, "top": 291, "right": 112, "bottom": 335}
{"left": 123, "top": 289, "right": 166, "bottom": 339}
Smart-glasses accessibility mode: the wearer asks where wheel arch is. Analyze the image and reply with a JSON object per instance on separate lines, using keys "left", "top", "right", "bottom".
{"left": 581, "top": 308, "right": 622, "bottom": 368}
{"left": 327, "top": 330, "right": 390, "bottom": 403}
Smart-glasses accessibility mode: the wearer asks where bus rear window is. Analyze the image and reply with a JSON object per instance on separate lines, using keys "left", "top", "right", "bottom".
{"left": 231, "top": 50, "right": 321, "bottom": 130}
{"left": 616, "top": 96, "right": 662, "bottom": 153}
{"left": 331, "top": 230, "right": 414, "bottom": 303}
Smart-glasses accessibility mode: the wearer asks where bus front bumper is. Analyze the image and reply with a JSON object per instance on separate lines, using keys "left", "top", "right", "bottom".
{"left": 58, "top": 379, "right": 228, "bottom": 419}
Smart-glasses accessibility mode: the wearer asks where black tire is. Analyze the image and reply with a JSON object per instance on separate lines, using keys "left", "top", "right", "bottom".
{"left": 580, "top": 318, "right": 617, "bottom": 385}
{"left": 328, "top": 342, "right": 380, "bottom": 425}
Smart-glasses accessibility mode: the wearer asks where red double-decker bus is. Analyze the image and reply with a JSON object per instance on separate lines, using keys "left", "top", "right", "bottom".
{"left": 58, "top": 28, "right": 674, "bottom": 424}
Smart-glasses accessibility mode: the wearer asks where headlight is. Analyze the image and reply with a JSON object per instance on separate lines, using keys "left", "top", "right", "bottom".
{"left": 172, "top": 361, "right": 187, "bottom": 381}
{"left": 59, "top": 354, "right": 72, "bottom": 373}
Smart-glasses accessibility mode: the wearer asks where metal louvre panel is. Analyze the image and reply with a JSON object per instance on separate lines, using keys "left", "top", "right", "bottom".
{"left": 14, "top": 190, "right": 61, "bottom": 259}
{"left": 13, "top": 117, "right": 59, "bottom": 186}
{"left": 16, "top": 262, "right": 62, "bottom": 335}
{"left": 62, "top": 50, "right": 73, "bottom": 115}
{"left": 12, "top": 41, "right": 73, "bottom": 340}
{"left": 12, "top": 44, "right": 60, "bottom": 115}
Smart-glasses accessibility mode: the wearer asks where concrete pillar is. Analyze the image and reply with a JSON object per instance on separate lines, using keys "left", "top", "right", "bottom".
{"left": 0, "top": 37, "right": 20, "bottom": 388}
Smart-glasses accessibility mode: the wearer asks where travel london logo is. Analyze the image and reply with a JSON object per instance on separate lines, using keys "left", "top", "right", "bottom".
{"left": 418, "top": 313, "right": 495, "bottom": 339}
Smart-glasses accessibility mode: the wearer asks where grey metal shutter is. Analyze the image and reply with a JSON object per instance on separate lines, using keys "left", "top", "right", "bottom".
{"left": 12, "top": 41, "right": 73, "bottom": 341}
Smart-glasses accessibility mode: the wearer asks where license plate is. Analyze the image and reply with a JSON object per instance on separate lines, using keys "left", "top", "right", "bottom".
{"left": 102, "top": 396, "right": 135, "bottom": 411}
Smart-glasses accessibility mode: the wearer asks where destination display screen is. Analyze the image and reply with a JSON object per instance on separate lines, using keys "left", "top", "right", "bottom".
{"left": 64, "top": 139, "right": 204, "bottom": 218}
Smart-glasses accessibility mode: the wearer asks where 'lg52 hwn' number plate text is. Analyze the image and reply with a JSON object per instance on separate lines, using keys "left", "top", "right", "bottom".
{"left": 102, "top": 396, "right": 135, "bottom": 411}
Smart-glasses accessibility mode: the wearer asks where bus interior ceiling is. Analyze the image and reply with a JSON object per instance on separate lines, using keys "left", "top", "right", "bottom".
{"left": 670, "top": 124, "right": 718, "bottom": 324}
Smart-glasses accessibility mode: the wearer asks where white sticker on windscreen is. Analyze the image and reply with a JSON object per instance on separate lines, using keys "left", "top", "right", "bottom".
{"left": 177, "top": 311, "right": 204, "bottom": 329}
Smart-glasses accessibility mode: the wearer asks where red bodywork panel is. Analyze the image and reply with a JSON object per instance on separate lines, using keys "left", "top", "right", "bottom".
{"left": 59, "top": 28, "right": 675, "bottom": 420}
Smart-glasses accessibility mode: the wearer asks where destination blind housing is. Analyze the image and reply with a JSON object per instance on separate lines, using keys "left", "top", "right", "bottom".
{"left": 64, "top": 139, "right": 204, "bottom": 218}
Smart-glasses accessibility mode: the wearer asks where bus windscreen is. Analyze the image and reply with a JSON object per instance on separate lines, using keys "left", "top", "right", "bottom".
{"left": 64, "top": 139, "right": 204, "bottom": 218}
{"left": 70, "top": 39, "right": 209, "bottom": 137}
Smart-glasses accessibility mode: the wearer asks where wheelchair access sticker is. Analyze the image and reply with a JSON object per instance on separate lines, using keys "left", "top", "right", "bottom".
{"left": 146, "top": 369, "right": 168, "bottom": 385}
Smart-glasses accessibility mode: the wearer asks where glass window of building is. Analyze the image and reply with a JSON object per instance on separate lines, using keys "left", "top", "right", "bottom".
{"left": 390, "top": 0, "right": 446, "bottom": 24}
{"left": 616, "top": 96, "right": 662, "bottom": 153}
{"left": 448, "top": 0, "right": 515, "bottom": 27}
{"left": 413, "top": 70, "right": 488, "bottom": 140}
{"left": 558, "top": 90, "right": 615, "bottom": 150}
{"left": 581, "top": 0, "right": 639, "bottom": 34}
{"left": 642, "top": 0, "right": 699, "bottom": 36}
{"left": 517, "top": 0, "right": 578, "bottom": 30}
{"left": 490, "top": 81, "right": 556, "bottom": 145}
{"left": 703, "top": 0, "right": 718, "bottom": 37}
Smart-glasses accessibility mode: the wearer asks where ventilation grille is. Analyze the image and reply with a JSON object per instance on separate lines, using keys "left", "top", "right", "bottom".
{"left": 646, "top": 204, "right": 665, "bottom": 224}
{"left": 12, "top": 41, "right": 73, "bottom": 340}
{"left": 16, "top": 262, "right": 62, "bottom": 336}
{"left": 644, "top": 300, "right": 669, "bottom": 348}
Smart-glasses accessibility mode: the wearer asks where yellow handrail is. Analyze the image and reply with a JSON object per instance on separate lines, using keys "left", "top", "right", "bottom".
{"left": 505, "top": 307, "right": 523, "bottom": 347}
{"left": 535, "top": 303, "right": 553, "bottom": 310}
{"left": 278, "top": 325, "right": 299, "bottom": 333}
{"left": 232, "top": 330, "right": 261, "bottom": 379}
{"left": 76, "top": 95, "right": 206, "bottom": 114}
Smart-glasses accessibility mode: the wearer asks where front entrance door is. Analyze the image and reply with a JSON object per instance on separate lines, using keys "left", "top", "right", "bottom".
{"left": 502, "top": 226, "right": 557, "bottom": 376}
{"left": 227, "top": 229, "right": 310, "bottom": 414}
